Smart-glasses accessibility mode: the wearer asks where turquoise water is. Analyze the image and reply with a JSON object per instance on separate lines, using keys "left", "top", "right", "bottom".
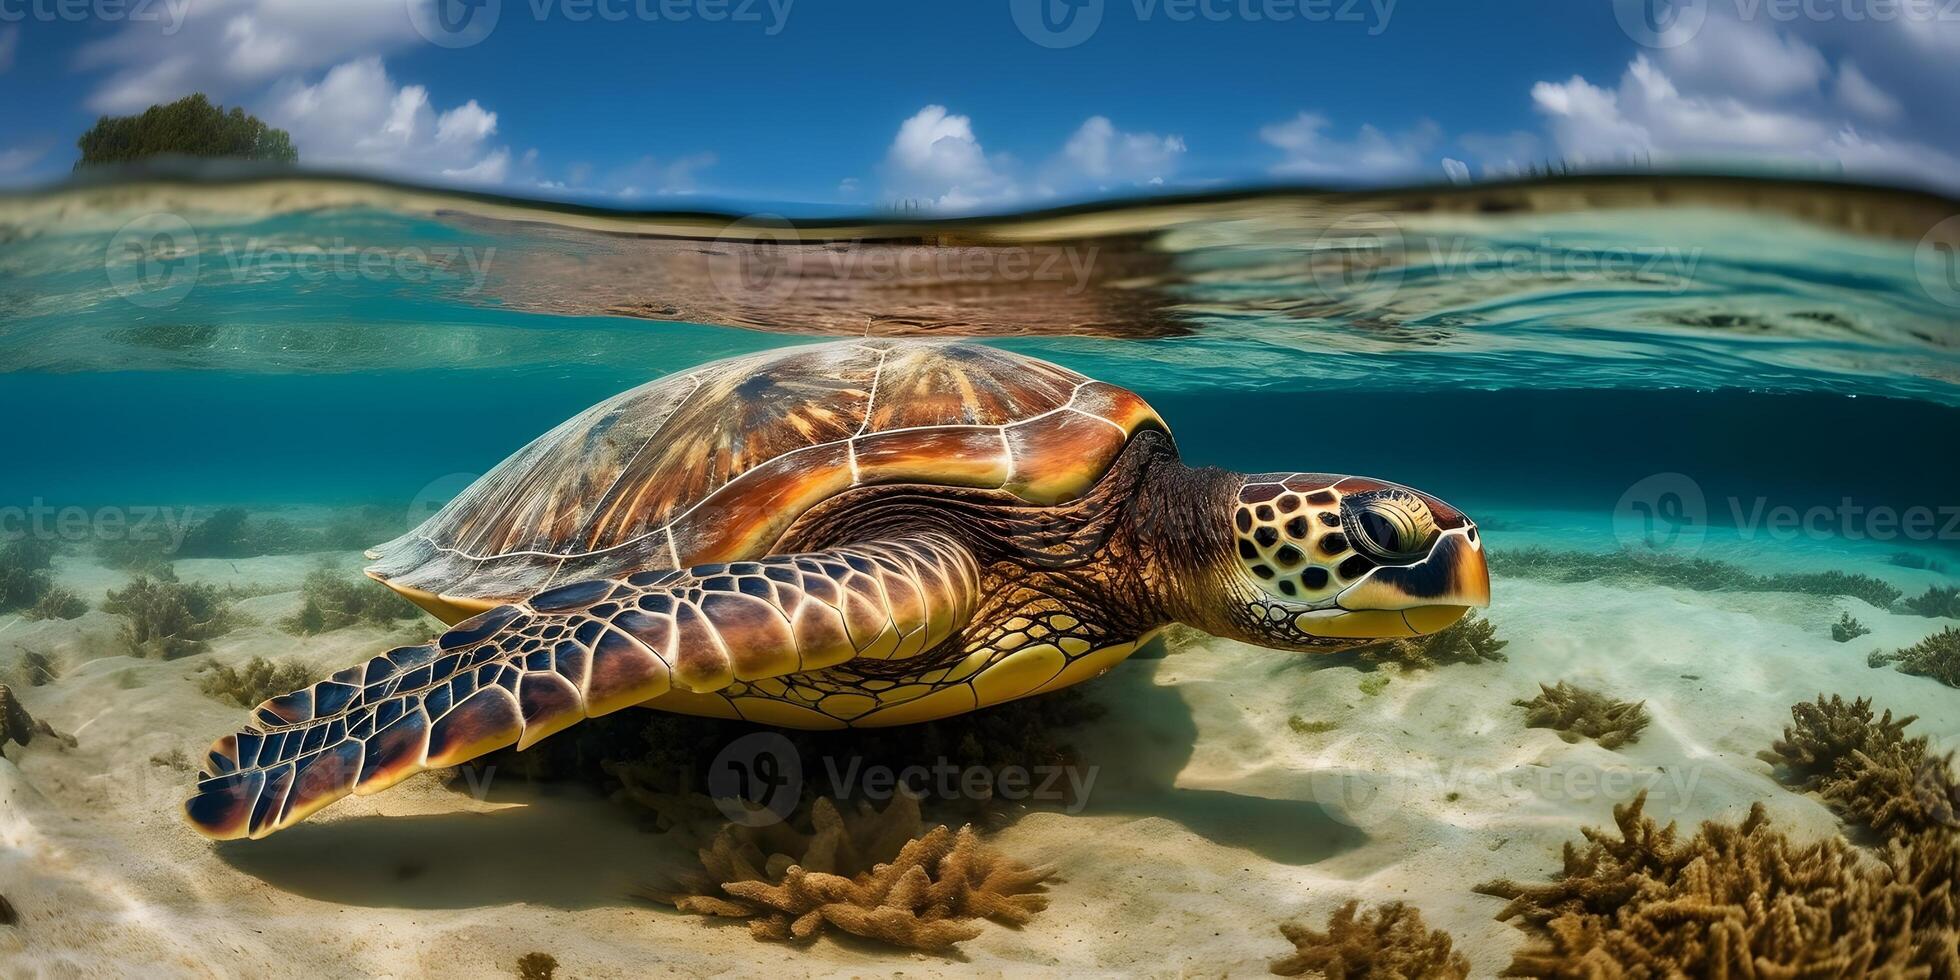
{"left": 5, "top": 172, "right": 1960, "bottom": 977}
{"left": 2, "top": 175, "right": 1956, "bottom": 537}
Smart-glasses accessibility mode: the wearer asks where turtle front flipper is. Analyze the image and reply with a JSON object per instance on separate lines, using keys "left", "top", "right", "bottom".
{"left": 185, "top": 533, "right": 980, "bottom": 841}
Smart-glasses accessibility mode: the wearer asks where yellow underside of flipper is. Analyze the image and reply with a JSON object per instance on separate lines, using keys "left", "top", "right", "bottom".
{"left": 633, "top": 638, "right": 1144, "bottom": 729}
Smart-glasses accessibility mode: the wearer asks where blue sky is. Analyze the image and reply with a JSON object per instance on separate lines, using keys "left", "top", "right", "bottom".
{"left": 2, "top": 1, "right": 1957, "bottom": 209}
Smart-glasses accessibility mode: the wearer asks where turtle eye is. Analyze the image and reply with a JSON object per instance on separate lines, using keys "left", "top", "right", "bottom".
{"left": 1344, "top": 490, "right": 1437, "bottom": 562}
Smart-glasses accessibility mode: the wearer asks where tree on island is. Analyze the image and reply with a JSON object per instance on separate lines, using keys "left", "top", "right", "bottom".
{"left": 75, "top": 94, "right": 298, "bottom": 169}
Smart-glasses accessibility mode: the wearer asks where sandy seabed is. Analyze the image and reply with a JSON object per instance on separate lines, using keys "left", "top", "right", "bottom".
{"left": 2, "top": 518, "right": 1957, "bottom": 979}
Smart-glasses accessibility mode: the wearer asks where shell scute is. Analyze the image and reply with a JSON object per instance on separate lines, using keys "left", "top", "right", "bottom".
{"left": 367, "top": 340, "right": 1164, "bottom": 618}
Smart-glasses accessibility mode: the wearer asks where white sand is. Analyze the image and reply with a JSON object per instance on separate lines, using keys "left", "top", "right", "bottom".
{"left": 1, "top": 536, "right": 1956, "bottom": 978}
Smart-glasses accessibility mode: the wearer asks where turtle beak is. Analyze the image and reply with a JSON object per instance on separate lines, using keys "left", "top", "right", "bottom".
{"left": 1287, "top": 486, "right": 1489, "bottom": 641}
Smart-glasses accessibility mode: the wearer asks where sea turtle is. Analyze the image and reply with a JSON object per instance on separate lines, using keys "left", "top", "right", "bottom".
{"left": 186, "top": 340, "right": 1488, "bottom": 840}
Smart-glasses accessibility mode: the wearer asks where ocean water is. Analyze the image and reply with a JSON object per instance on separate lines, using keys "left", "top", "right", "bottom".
{"left": 3, "top": 175, "right": 1957, "bottom": 539}
{"left": 2, "top": 172, "right": 1958, "bottom": 975}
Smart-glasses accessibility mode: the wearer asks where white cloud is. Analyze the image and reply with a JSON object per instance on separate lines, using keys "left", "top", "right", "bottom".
{"left": 1057, "top": 116, "right": 1185, "bottom": 185}
{"left": 0, "top": 144, "right": 47, "bottom": 175}
{"left": 1533, "top": 57, "right": 1833, "bottom": 164}
{"left": 882, "top": 105, "right": 1017, "bottom": 210}
{"left": 609, "top": 152, "right": 718, "bottom": 198}
{"left": 1655, "top": 15, "right": 1827, "bottom": 100}
{"left": 1441, "top": 157, "right": 1469, "bottom": 183}
{"left": 1258, "top": 111, "right": 1443, "bottom": 179}
{"left": 878, "top": 108, "right": 1191, "bottom": 211}
{"left": 0, "top": 25, "right": 18, "bottom": 73}
{"left": 1458, "top": 130, "right": 1544, "bottom": 176}
{"left": 1833, "top": 62, "right": 1903, "bottom": 123}
{"left": 1528, "top": 52, "right": 1955, "bottom": 190}
{"left": 261, "top": 58, "right": 510, "bottom": 184}
{"left": 77, "top": 0, "right": 424, "bottom": 113}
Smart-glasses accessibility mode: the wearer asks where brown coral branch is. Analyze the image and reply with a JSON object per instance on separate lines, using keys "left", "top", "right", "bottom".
{"left": 0, "top": 683, "right": 75, "bottom": 758}
{"left": 642, "top": 794, "right": 1054, "bottom": 952}
{"left": 1475, "top": 790, "right": 1960, "bottom": 977}
{"left": 1351, "top": 612, "right": 1508, "bottom": 671}
{"left": 1514, "top": 682, "right": 1650, "bottom": 749}
{"left": 1759, "top": 694, "right": 1958, "bottom": 840}
{"left": 1269, "top": 899, "right": 1470, "bottom": 978}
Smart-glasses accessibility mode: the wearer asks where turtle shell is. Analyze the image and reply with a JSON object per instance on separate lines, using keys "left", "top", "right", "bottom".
{"left": 366, "top": 340, "right": 1167, "bottom": 622}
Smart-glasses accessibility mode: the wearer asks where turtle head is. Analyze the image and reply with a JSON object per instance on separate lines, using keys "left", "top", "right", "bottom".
{"left": 1180, "top": 473, "right": 1489, "bottom": 651}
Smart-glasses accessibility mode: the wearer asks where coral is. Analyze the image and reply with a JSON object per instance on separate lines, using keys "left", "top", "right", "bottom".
{"left": 1871, "top": 627, "right": 1960, "bottom": 688}
{"left": 1476, "top": 791, "right": 1960, "bottom": 978}
{"left": 515, "top": 952, "right": 558, "bottom": 980}
{"left": 1514, "top": 682, "right": 1649, "bottom": 749}
{"left": 0, "top": 683, "right": 76, "bottom": 758}
{"left": 642, "top": 793, "right": 1052, "bottom": 951}
{"left": 1887, "top": 551, "right": 1948, "bottom": 574}
{"left": 94, "top": 535, "right": 177, "bottom": 574}
{"left": 1902, "top": 585, "right": 1960, "bottom": 619}
{"left": 1760, "top": 694, "right": 1911, "bottom": 790}
{"left": 16, "top": 649, "right": 57, "bottom": 687}
{"left": 197, "top": 657, "right": 316, "bottom": 708}
{"left": 102, "top": 571, "right": 244, "bottom": 659}
{"left": 280, "top": 567, "right": 419, "bottom": 635}
{"left": 1352, "top": 612, "right": 1507, "bottom": 671}
{"left": 0, "top": 539, "right": 56, "bottom": 613}
{"left": 1491, "top": 548, "right": 1903, "bottom": 608}
{"left": 472, "top": 686, "right": 1104, "bottom": 829}
{"left": 1831, "top": 612, "right": 1870, "bottom": 642}
{"left": 175, "top": 505, "right": 407, "bottom": 560}
{"left": 150, "top": 747, "right": 192, "bottom": 770}
{"left": 1760, "top": 694, "right": 1958, "bottom": 841}
{"left": 1289, "top": 715, "right": 1337, "bottom": 735}
{"left": 1763, "top": 570, "right": 1906, "bottom": 609}
{"left": 175, "top": 507, "right": 254, "bottom": 558}
{"left": 23, "top": 586, "right": 88, "bottom": 621}
{"left": 1269, "top": 900, "right": 1469, "bottom": 979}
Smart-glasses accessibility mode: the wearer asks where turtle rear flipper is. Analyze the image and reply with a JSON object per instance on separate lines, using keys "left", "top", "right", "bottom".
{"left": 185, "top": 534, "right": 979, "bottom": 840}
